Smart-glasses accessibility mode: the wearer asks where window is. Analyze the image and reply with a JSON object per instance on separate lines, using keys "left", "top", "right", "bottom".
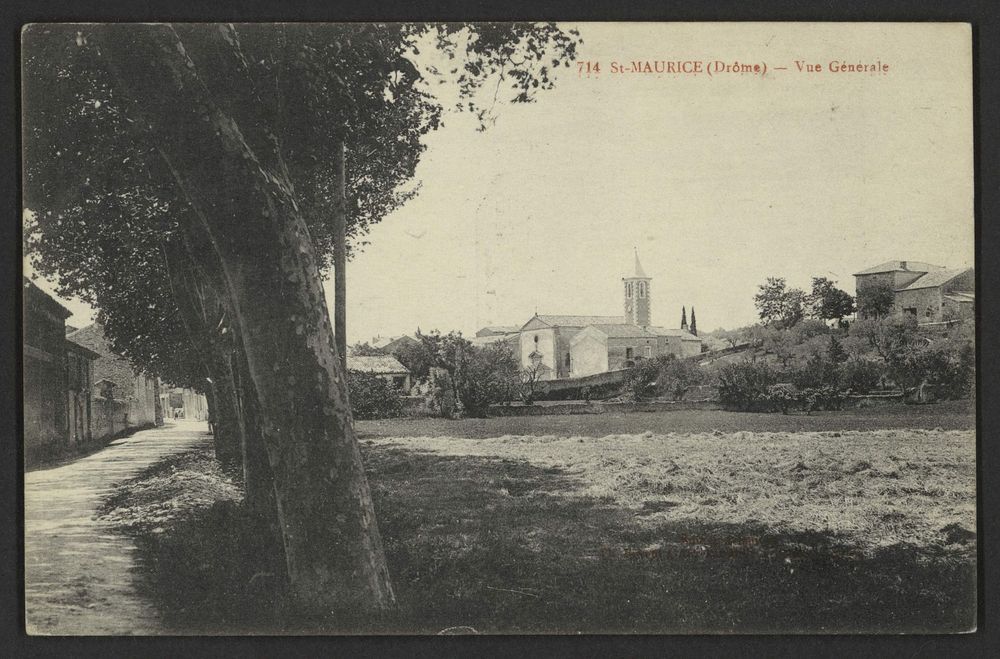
{"left": 625, "top": 282, "right": 633, "bottom": 298}
{"left": 644, "top": 345, "right": 652, "bottom": 358}
{"left": 565, "top": 353, "right": 571, "bottom": 369}
{"left": 639, "top": 282, "right": 646, "bottom": 298}
{"left": 626, "top": 347, "right": 634, "bottom": 359}
{"left": 904, "top": 307, "right": 917, "bottom": 317}
{"left": 534, "top": 334, "right": 539, "bottom": 345}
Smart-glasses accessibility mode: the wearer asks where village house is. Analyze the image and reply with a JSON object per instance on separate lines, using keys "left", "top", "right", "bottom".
{"left": 854, "top": 260, "right": 975, "bottom": 324}
{"left": 66, "top": 323, "right": 160, "bottom": 439}
{"left": 159, "top": 383, "right": 210, "bottom": 420}
{"left": 23, "top": 278, "right": 102, "bottom": 463}
{"left": 347, "top": 355, "right": 412, "bottom": 393}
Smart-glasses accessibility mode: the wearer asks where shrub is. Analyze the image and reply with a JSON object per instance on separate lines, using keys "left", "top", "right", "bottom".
{"left": 623, "top": 357, "right": 663, "bottom": 401}
{"left": 347, "top": 371, "right": 403, "bottom": 420}
{"left": 839, "top": 358, "right": 883, "bottom": 394}
{"left": 717, "top": 360, "right": 777, "bottom": 411}
{"left": 454, "top": 343, "right": 521, "bottom": 417}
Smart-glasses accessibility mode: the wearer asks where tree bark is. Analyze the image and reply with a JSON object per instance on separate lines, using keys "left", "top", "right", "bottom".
{"left": 99, "top": 25, "right": 395, "bottom": 615}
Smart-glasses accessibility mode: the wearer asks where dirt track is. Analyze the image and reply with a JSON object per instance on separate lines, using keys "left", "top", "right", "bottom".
{"left": 24, "top": 421, "right": 210, "bottom": 635}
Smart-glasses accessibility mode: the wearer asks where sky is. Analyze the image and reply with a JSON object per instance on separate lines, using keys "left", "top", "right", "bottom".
{"left": 26, "top": 23, "right": 974, "bottom": 341}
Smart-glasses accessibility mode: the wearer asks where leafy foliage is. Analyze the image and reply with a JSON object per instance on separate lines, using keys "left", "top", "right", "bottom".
{"left": 809, "top": 277, "right": 856, "bottom": 323}
{"left": 347, "top": 371, "right": 403, "bottom": 420}
{"left": 754, "top": 277, "right": 806, "bottom": 329}
{"left": 856, "top": 280, "right": 896, "bottom": 319}
{"left": 717, "top": 360, "right": 778, "bottom": 411}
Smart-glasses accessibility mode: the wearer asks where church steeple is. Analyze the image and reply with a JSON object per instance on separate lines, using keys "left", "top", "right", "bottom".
{"left": 623, "top": 247, "right": 652, "bottom": 327}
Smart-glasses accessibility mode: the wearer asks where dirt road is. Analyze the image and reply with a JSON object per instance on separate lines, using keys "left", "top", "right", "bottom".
{"left": 24, "top": 421, "right": 211, "bottom": 635}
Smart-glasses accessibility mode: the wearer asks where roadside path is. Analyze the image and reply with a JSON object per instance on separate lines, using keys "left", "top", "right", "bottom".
{"left": 24, "top": 420, "right": 210, "bottom": 635}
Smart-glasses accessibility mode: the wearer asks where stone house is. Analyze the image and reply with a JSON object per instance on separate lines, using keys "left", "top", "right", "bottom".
{"left": 854, "top": 260, "right": 975, "bottom": 323}
{"left": 347, "top": 355, "right": 412, "bottom": 393}
{"left": 66, "top": 323, "right": 160, "bottom": 438}
{"left": 159, "top": 383, "right": 209, "bottom": 420}
{"left": 23, "top": 278, "right": 100, "bottom": 462}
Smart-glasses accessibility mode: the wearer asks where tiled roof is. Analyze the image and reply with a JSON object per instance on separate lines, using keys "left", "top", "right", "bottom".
{"left": 587, "top": 324, "right": 658, "bottom": 338}
{"left": 23, "top": 277, "right": 73, "bottom": 319}
{"left": 470, "top": 334, "right": 518, "bottom": 346}
{"left": 896, "top": 268, "right": 972, "bottom": 291}
{"left": 529, "top": 314, "right": 624, "bottom": 328}
{"left": 347, "top": 355, "right": 409, "bottom": 374}
{"left": 479, "top": 325, "right": 520, "bottom": 334}
{"left": 852, "top": 260, "right": 943, "bottom": 276}
{"left": 370, "top": 335, "right": 417, "bottom": 350}
{"left": 648, "top": 326, "right": 701, "bottom": 340}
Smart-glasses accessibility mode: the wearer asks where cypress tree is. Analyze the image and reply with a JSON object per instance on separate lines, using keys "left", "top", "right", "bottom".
{"left": 681, "top": 306, "right": 688, "bottom": 329}
{"left": 690, "top": 307, "right": 698, "bottom": 336}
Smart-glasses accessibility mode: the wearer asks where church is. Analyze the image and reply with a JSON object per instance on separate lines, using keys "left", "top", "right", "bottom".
{"left": 480, "top": 250, "right": 702, "bottom": 381}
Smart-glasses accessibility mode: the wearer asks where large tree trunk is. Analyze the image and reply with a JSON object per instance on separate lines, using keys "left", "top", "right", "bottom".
{"left": 99, "top": 25, "right": 395, "bottom": 614}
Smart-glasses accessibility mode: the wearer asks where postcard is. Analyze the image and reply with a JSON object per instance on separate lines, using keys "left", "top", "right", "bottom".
{"left": 22, "top": 22, "right": 974, "bottom": 635}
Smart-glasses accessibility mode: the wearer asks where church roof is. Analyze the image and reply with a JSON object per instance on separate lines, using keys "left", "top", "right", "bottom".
{"left": 528, "top": 314, "right": 624, "bottom": 329}
{"left": 587, "top": 324, "right": 658, "bottom": 338}
{"left": 648, "top": 327, "right": 701, "bottom": 341}
{"left": 628, "top": 248, "right": 650, "bottom": 279}
{"left": 895, "top": 267, "right": 972, "bottom": 291}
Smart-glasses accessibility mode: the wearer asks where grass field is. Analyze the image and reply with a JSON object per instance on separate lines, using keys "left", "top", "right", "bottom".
{"left": 101, "top": 403, "right": 977, "bottom": 634}
{"left": 356, "top": 399, "right": 975, "bottom": 440}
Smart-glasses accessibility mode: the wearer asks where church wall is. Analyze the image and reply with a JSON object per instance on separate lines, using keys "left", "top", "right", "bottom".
{"left": 520, "top": 327, "right": 557, "bottom": 379}
{"left": 553, "top": 327, "right": 585, "bottom": 379}
{"left": 569, "top": 331, "right": 608, "bottom": 378}
{"left": 607, "top": 336, "right": 658, "bottom": 371}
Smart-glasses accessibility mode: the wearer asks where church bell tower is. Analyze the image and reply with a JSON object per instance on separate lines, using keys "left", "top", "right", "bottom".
{"left": 623, "top": 248, "right": 652, "bottom": 327}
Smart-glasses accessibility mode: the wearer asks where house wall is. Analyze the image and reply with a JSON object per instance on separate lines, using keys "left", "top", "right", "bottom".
{"left": 942, "top": 297, "right": 975, "bottom": 322}
{"left": 66, "top": 348, "right": 93, "bottom": 444}
{"left": 894, "top": 287, "right": 944, "bottom": 322}
{"left": 679, "top": 339, "right": 703, "bottom": 358}
{"left": 23, "top": 302, "right": 70, "bottom": 462}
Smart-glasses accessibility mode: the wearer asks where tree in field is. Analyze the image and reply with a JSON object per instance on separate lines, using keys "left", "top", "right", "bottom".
{"left": 23, "top": 22, "right": 580, "bottom": 617}
{"left": 856, "top": 280, "right": 896, "bottom": 319}
{"left": 753, "top": 277, "right": 806, "bottom": 329}
{"left": 808, "top": 277, "right": 855, "bottom": 324}
{"left": 394, "top": 332, "right": 436, "bottom": 380}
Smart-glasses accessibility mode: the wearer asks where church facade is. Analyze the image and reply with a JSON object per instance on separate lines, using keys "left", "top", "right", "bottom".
{"left": 504, "top": 251, "right": 701, "bottom": 381}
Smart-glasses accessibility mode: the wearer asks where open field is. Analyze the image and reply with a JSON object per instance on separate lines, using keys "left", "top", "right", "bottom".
{"left": 357, "top": 399, "right": 975, "bottom": 440}
{"left": 98, "top": 413, "right": 976, "bottom": 634}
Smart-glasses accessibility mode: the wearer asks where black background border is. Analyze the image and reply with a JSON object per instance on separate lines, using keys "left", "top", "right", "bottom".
{"left": 2, "top": 2, "right": 997, "bottom": 657}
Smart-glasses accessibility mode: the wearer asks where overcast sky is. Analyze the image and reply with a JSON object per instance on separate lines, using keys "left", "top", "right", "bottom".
{"left": 28, "top": 23, "right": 973, "bottom": 341}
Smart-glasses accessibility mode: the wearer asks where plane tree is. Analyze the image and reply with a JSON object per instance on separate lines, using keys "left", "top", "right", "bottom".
{"left": 22, "top": 22, "right": 579, "bottom": 617}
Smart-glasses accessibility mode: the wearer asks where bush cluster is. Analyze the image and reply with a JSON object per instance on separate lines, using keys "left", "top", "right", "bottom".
{"left": 347, "top": 371, "right": 403, "bottom": 420}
